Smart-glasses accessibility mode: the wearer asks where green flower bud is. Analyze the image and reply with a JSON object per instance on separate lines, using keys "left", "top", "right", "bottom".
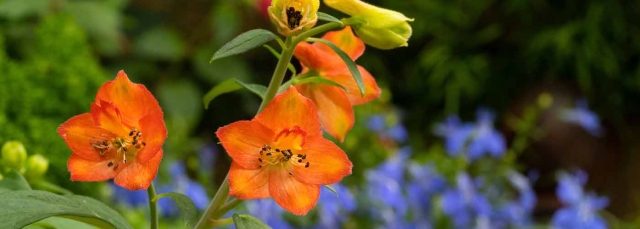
{"left": 324, "top": 0, "right": 413, "bottom": 49}
{"left": 25, "top": 154, "right": 49, "bottom": 180}
{"left": 268, "top": 0, "right": 320, "bottom": 36}
{"left": 1, "top": 141, "right": 27, "bottom": 171}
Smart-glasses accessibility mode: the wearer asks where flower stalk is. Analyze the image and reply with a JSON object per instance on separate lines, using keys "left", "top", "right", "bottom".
{"left": 147, "top": 183, "right": 158, "bottom": 229}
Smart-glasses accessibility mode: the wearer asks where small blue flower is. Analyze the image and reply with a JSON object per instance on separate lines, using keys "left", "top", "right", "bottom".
{"left": 367, "top": 115, "right": 386, "bottom": 132}
{"left": 560, "top": 99, "right": 603, "bottom": 137}
{"left": 316, "top": 183, "right": 357, "bottom": 229}
{"left": 366, "top": 111, "right": 409, "bottom": 143}
{"left": 244, "top": 199, "right": 293, "bottom": 229}
{"left": 110, "top": 182, "right": 148, "bottom": 207}
{"left": 441, "top": 173, "right": 493, "bottom": 228}
{"left": 496, "top": 171, "right": 537, "bottom": 227}
{"left": 552, "top": 171, "right": 609, "bottom": 229}
{"left": 157, "top": 162, "right": 210, "bottom": 217}
{"left": 366, "top": 148, "right": 412, "bottom": 226}
{"left": 434, "top": 108, "right": 506, "bottom": 160}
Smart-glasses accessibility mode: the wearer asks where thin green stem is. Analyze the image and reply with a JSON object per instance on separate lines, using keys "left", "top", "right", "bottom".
{"left": 258, "top": 36, "right": 296, "bottom": 112}
{"left": 213, "top": 198, "right": 244, "bottom": 219}
{"left": 210, "top": 218, "right": 234, "bottom": 228}
{"left": 293, "top": 22, "right": 343, "bottom": 44}
{"left": 147, "top": 183, "right": 158, "bottom": 229}
{"left": 194, "top": 174, "right": 230, "bottom": 229}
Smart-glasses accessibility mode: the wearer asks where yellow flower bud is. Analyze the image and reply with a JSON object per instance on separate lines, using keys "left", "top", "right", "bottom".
{"left": 25, "top": 154, "right": 49, "bottom": 180}
{"left": 268, "top": 0, "right": 320, "bottom": 36}
{"left": 1, "top": 141, "right": 27, "bottom": 171}
{"left": 324, "top": 0, "right": 413, "bottom": 49}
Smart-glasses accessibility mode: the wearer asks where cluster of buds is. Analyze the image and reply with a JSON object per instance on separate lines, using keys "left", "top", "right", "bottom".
{"left": 1, "top": 141, "right": 50, "bottom": 181}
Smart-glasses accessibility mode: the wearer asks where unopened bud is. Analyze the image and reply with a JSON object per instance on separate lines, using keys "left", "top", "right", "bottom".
{"left": 1, "top": 141, "right": 27, "bottom": 171}
{"left": 25, "top": 154, "right": 49, "bottom": 180}
{"left": 324, "top": 0, "right": 413, "bottom": 50}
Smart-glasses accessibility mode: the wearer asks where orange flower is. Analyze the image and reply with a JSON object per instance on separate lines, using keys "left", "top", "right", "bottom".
{"left": 216, "top": 87, "right": 352, "bottom": 215}
{"left": 57, "top": 70, "right": 167, "bottom": 190}
{"left": 293, "top": 26, "right": 381, "bottom": 141}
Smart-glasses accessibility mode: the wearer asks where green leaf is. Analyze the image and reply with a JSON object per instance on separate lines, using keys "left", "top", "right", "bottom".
{"left": 0, "top": 171, "right": 31, "bottom": 193}
{"left": 203, "top": 78, "right": 268, "bottom": 109}
{"left": 210, "top": 29, "right": 278, "bottom": 63}
{"left": 155, "top": 192, "right": 198, "bottom": 228}
{"left": 294, "top": 76, "right": 348, "bottom": 92}
{"left": 262, "top": 44, "right": 296, "bottom": 76}
{"left": 203, "top": 78, "right": 243, "bottom": 109}
{"left": 307, "top": 37, "right": 365, "bottom": 96}
{"left": 0, "top": 190, "right": 133, "bottom": 229}
{"left": 323, "top": 185, "right": 339, "bottom": 196}
{"left": 232, "top": 214, "right": 272, "bottom": 229}
{"left": 234, "top": 79, "right": 267, "bottom": 99}
{"left": 317, "top": 12, "right": 343, "bottom": 25}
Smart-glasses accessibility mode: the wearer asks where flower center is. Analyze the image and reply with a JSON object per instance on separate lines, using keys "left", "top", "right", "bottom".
{"left": 91, "top": 127, "right": 146, "bottom": 170}
{"left": 257, "top": 126, "right": 311, "bottom": 175}
{"left": 285, "top": 6, "right": 303, "bottom": 29}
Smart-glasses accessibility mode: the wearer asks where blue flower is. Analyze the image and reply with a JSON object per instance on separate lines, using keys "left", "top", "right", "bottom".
{"left": 244, "top": 199, "right": 293, "bottom": 229}
{"left": 560, "top": 99, "right": 603, "bottom": 137}
{"left": 405, "top": 163, "right": 446, "bottom": 229}
{"left": 434, "top": 108, "right": 506, "bottom": 160}
{"left": 441, "top": 173, "right": 493, "bottom": 228}
{"left": 366, "top": 148, "right": 412, "bottom": 226}
{"left": 157, "top": 162, "right": 210, "bottom": 217}
{"left": 110, "top": 181, "right": 148, "bottom": 207}
{"left": 315, "top": 183, "right": 357, "bottom": 229}
{"left": 497, "top": 171, "right": 537, "bottom": 227}
{"left": 552, "top": 171, "right": 609, "bottom": 229}
{"left": 366, "top": 111, "right": 409, "bottom": 143}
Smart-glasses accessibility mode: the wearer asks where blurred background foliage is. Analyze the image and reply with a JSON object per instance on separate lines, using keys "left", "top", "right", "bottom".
{"left": 2, "top": 0, "right": 640, "bottom": 228}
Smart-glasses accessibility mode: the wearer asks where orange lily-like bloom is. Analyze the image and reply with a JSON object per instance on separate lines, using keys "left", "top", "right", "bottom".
{"left": 294, "top": 26, "right": 381, "bottom": 141}
{"left": 216, "top": 87, "right": 353, "bottom": 215}
{"left": 57, "top": 70, "right": 167, "bottom": 190}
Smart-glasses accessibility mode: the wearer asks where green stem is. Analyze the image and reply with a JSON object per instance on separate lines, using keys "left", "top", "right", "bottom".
{"left": 147, "top": 183, "right": 158, "bottom": 229}
{"left": 258, "top": 36, "right": 296, "bottom": 112}
{"left": 293, "top": 21, "right": 343, "bottom": 44}
{"left": 210, "top": 218, "right": 234, "bottom": 228}
{"left": 194, "top": 174, "right": 230, "bottom": 229}
{"left": 212, "top": 198, "right": 244, "bottom": 219}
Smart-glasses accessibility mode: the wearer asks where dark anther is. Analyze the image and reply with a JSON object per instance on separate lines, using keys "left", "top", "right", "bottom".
{"left": 302, "top": 154, "right": 307, "bottom": 159}
{"left": 129, "top": 131, "right": 134, "bottom": 136}
{"left": 132, "top": 140, "right": 138, "bottom": 145}
{"left": 258, "top": 158, "right": 263, "bottom": 162}
{"left": 262, "top": 147, "right": 267, "bottom": 151}
{"left": 142, "top": 142, "right": 146, "bottom": 146}
{"left": 103, "top": 140, "right": 108, "bottom": 145}
{"left": 275, "top": 148, "right": 280, "bottom": 152}
{"left": 297, "top": 159, "right": 302, "bottom": 163}
{"left": 114, "top": 163, "right": 119, "bottom": 170}
{"left": 267, "top": 152, "right": 272, "bottom": 156}
{"left": 297, "top": 154, "right": 303, "bottom": 158}
{"left": 289, "top": 172, "right": 293, "bottom": 175}
{"left": 123, "top": 159, "right": 127, "bottom": 164}
{"left": 260, "top": 151, "right": 263, "bottom": 155}
{"left": 136, "top": 145, "right": 141, "bottom": 149}
{"left": 123, "top": 147, "right": 127, "bottom": 152}
{"left": 286, "top": 7, "right": 303, "bottom": 29}
{"left": 305, "top": 162, "right": 310, "bottom": 168}
{"left": 107, "top": 162, "right": 114, "bottom": 167}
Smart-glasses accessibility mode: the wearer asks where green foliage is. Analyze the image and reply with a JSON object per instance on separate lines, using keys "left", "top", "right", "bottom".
{"left": 154, "top": 192, "right": 198, "bottom": 227}
{"left": 232, "top": 214, "right": 272, "bottom": 229}
{"left": 210, "top": 29, "right": 278, "bottom": 63}
{"left": 0, "top": 14, "right": 109, "bottom": 194}
{"left": 307, "top": 37, "right": 366, "bottom": 96}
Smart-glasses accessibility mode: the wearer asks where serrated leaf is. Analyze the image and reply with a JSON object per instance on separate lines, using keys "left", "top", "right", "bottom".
{"left": 155, "top": 192, "right": 198, "bottom": 227}
{"left": 232, "top": 214, "right": 272, "bottom": 229}
{"left": 0, "top": 190, "right": 133, "bottom": 229}
{"left": 0, "top": 171, "right": 31, "bottom": 193}
{"left": 307, "top": 37, "right": 365, "bottom": 96}
{"left": 323, "top": 185, "right": 339, "bottom": 196}
{"left": 262, "top": 44, "right": 296, "bottom": 76}
{"left": 211, "top": 29, "right": 277, "bottom": 63}
{"left": 294, "top": 76, "right": 348, "bottom": 92}
{"left": 203, "top": 78, "right": 268, "bottom": 109}
{"left": 317, "top": 12, "right": 343, "bottom": 24}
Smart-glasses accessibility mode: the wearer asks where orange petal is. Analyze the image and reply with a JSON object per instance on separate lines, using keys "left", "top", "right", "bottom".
{"left": 269, "top": 168, "right": 320, "bottom": 215}
{"left": 95, "top": 70, "right": 163, "bottom": 126}
{"left": 293, "top": 42, "right": 344, "bottom": 72}
{"left": 324, "top": 65, "right": 381, "bottom": 105}
{"left": 58, "top": 113, "right": 118, "bottom": 161}
{"left": 315, "top": 26, "right": 365, "bottom": 60}
{"left": 216, "top": 120, "right": 275, "bottom": 169}
{"left": 296, "top": 84, "right": 354, "bottom": 142}
{"left": 254, "top": 87, "right": 323, "bottom": 139}
{"left": 228, "top": 162, "right": 270, "bottom": 199}
{"left": 135, "top": 113, "right": 167, "bottom": 163}
{"left": 113, "top": 149, "right": 163, "bottom": 190}
{"left": 293, "top": 137, "right": 352, "bottom": 185}
{"left": 90, "top": 101, "right": 128, "bottom": 136}
{"left": 68, "top": 154, "right": 119, "bottom": 182}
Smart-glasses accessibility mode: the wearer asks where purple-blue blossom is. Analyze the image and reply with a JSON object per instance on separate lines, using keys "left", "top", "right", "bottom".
{"left": 441, "top": 173, "right": 493, "bottom": 228}
{"left": 157, "top": 162, "right": 210, "bottom": 217}
{"left": 434, "top": 108, "right": 506, "bottom": 160}
{"left": 243, "top": 199, "right": 293, "bottom": 229}
{"left": 365, "top": 148, "right": 412, "bottom": 226}
{"left": 552, "top": 171, "right": 609, "bottom": 229}
{"left": 560, "top": 99, "right": 603, "bottom": 137}
{"left": 315, "top": 183, "right": 357, "bottom": 229}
